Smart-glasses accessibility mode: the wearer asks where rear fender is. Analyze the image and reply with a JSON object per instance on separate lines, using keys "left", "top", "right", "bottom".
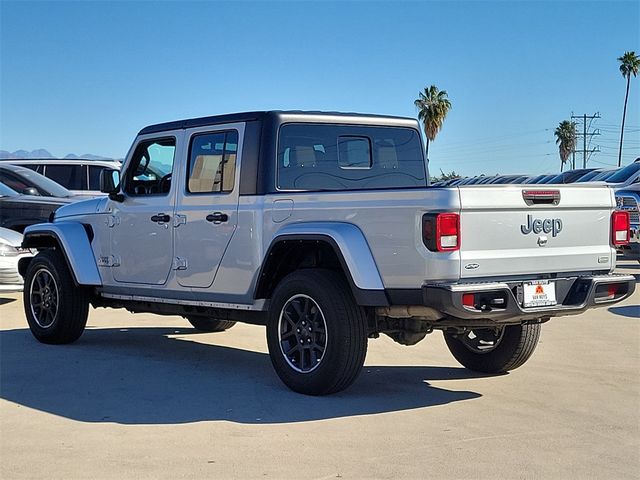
{"left": 258, "top": 222, "right": 387, "bottom": 306}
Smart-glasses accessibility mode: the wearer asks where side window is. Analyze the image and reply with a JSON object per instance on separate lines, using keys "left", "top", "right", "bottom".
{"left": 124, "top": 138, "right": 176, "bottom": 196}
{"left": 88, "top": 165, "right": 105, "bottom": 190}
{"left": 45, "top": 165, "right": 86, "bottom": 190}
{"left": 187, "top": 130, "right": 238, "bottom": 194}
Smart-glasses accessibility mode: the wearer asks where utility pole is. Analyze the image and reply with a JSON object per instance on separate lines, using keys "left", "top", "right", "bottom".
{"left": 571, "top": 112, "right": 601, "bottom": 168}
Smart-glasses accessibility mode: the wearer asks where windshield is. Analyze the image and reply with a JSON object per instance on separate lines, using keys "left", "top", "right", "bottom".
{"left": 12, "top": 166, "right": 73, "bottom": 197}
{"left": 605, "top": 162, "right": 640, "bottom": 183}
{"left": 0, "top": 181, "right": 19, "bottom": 197}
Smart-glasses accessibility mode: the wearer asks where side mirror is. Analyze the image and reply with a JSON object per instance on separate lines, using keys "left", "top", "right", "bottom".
{"left": 100, "top": 169, "right": 124, "bottom": 202}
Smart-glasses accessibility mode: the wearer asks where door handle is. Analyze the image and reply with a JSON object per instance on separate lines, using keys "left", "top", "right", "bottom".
{"left": 151, "top": 213, "right": 171, "bottom": 223}
{"left": 206, "top": 212, "right": 229, "bottom": 223}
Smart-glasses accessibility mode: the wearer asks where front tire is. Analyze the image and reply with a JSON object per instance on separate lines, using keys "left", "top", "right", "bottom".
{"left": 443, "top": 323, "right": 541, "bottom": 373}
{"left": 266, "top": 269, "right": 368, "bottom": 395}
{"left": 185, "top": 316, "right": 236, "bottom": 332}
{"left": 23, "top": 249, "right": 89, "bottom": 344}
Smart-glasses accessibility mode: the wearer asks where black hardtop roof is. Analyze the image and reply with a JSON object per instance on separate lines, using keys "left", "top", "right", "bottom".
{"left": 138, "top": 110, "right": 416, "bottom": 136}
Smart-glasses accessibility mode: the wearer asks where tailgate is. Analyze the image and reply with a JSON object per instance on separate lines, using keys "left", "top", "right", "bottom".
{"left": 458, "top": 185, "right": 615, "bottom": 278}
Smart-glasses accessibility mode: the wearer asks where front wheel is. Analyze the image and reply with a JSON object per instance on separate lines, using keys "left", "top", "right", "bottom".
{"left": 266, "top": 269, "right": 368, "bottom": 395}
{"left": 443, "top": 323, "right": 541, "bottom": 373}
{"left": 23, "top": 249, "right": 90, "bottom": 344}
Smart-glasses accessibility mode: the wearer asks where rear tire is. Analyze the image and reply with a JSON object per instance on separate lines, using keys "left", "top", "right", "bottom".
{"left": 443, "top": 323, "right": 541, "bottom": 373}
{"left": 23, "top": 249, "right": 89, "bottom": 344}
{"left": 266, "top": 269, "right": 368, "bottom": 395}
{"left": 185, "top": 316, "right": 236, "bottom": 332}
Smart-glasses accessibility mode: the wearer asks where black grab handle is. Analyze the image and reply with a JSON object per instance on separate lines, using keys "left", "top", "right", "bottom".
{"left": 151, "top": 213, "right": 170, "bottom": 223}
{"left": 206, "top": 212, "right": 228, "bottom": 223}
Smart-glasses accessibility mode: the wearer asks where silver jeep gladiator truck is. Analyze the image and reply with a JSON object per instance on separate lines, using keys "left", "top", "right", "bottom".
{"left": 19, "top": 111, "right": 635, "bottom": 395}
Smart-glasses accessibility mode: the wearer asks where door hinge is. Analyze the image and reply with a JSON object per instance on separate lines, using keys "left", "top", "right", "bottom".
{"left": 105, "top": 215, "right": 121, "bottom": 228}
{"left": 97, "top": 255, "right": 121, "bottom": 267}
{"left": 173, "top": 257, "right": 188, "bottom": 270}
{"left": 173, "top": 214, "right": 187, "bottom": 228}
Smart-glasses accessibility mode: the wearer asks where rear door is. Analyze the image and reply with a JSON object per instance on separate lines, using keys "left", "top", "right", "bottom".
{"left": 458, "top": 184, "right": 614, "bottom": 278}
{"left": 173, "top": 123, "right": 244, "bottom": 288}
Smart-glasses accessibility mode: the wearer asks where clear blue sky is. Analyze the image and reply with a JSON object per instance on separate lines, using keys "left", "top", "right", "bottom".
{"left": 1, "top": 0, "right": 639, "bottom": 176}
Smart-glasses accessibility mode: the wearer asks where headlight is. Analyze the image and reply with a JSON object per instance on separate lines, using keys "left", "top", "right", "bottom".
{"left": 0, "top": 244, "right": 31, "bottom": 257}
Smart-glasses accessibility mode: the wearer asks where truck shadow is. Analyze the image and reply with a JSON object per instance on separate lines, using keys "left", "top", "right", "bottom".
{"left": 0, "top": 327, "right": 483, "bottom": 425}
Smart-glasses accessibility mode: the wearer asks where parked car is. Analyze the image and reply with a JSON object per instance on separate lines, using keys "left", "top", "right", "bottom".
{"left": 615, "top": 184, "right": 640, "bottom": 261}
{"left": 592, "top": 169, "right": 620, "bottom": 182}
{"left": 486, "top": 174, "right": 529, "bottom": 184}
{"left": 4, "top": 159, "right": 121, "bottom": 196}
{"left": 574, "top": 169, "right": 605, "bottom": 182}
{"left": 600, "top": 160, "right": 640, "bottom": 187}
{"left": 0, "top": 227, "right": 33, "bottom": 292}
{"left": 19, "top": 110, "right": 634, "bottom": 396}
{"left": 524, "top": 174, "right": 556, "bottom": 184}
{"left": 0, "top": 181, "right": 72, "bottom": 232}
{"left": 0, "top": 164, "right": 76, "bottom": 199}
{"left": 545, "top": 168, "right": 599, "bottom": 184}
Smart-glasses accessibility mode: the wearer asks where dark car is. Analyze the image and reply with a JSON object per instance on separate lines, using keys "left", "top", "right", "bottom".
{"left": 0, "top": 164, "right": 75, "bottom": 198}
{"left": 0, "top": 182, "right": 72, "bottom": 232}
{"left": 544, "top": 168, "right": 599, "bottom": 184}
{"left": 590, "top": 169, "right": 618, "bottom": 181}
{"left": 574, "top": 169, "right": 605, "bottom": 182}
{"left": 524, "top": 174, "right": 556, "bottom": 184}
{"left": 485, "top": 174, "right": 529, "bottom": 184}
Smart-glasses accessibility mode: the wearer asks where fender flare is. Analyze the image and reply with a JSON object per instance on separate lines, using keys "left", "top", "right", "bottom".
{"left": 258, "top": 222, "right": 387, "bottom": 306}
{"left": 20, "top": 222, "right": 102, "bottom": 286}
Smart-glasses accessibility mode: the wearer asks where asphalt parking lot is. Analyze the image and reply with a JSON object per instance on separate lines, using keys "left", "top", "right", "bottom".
{"left": 1, "top": 263, "right": 638, "bottom": 480}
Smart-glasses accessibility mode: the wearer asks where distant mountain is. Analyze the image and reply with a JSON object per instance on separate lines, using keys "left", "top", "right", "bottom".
{"left": 0, "top": 149, "right": 114, "bottom": 160}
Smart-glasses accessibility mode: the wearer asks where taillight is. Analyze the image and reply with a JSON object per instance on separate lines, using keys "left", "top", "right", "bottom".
{"left": 611, "top": 211, "right": 630, "bottom": 246}
{"left": 423, "top": 213, "right": 460, "bottom": 252}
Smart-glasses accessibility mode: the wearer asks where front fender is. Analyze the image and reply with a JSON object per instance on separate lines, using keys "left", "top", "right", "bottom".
{"left": 271, "top": 222, "right": 384, "bottom": 291}
{"left": 21, "top": 222, "right": 102, "bottom": 286}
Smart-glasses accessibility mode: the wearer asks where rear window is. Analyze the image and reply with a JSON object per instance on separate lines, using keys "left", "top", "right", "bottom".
{"left": 277, "top": 124, "right": 426, "bottom": 191}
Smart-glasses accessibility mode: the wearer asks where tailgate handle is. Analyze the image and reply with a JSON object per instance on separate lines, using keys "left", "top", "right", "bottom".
{"left": 522, "top": 190, "right": 560, "bottom": 206}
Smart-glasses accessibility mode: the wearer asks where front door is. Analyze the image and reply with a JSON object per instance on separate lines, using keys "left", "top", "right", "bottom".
{"left": 110, "top": 134, "right": 180, "bottom": 285}
{"left": 174, "top": 124, "right": 243, "bottom": 288}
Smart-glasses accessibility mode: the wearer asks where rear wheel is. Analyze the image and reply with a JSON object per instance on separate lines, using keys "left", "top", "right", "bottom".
{"left": 266, "top": 269, "right": 368, "bottom": 395}
{"left": 23, "top": 249, "right": 89, "bottom": 344}
{"left": 185, "top": 316, "right": 236, "bottom": 332}
{"left": 443, "top": 323, "right": 541, "bottom": 373}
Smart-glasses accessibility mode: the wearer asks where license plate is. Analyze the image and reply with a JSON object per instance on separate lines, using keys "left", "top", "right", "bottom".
{"left": 522, "top": 280, "right": 557, "bottom": 307}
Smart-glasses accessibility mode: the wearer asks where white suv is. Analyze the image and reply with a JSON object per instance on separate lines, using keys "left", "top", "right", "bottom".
{"left": 6, "top": 159, "right": 121, "bottom": 196}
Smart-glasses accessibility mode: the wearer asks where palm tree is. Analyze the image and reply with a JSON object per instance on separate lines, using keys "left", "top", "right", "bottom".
{"left": 414, "top": 85, "right": 452, "bottom": 162}
{"left": 617, "top": 51, "right": 640, "bottom": 166}
{"left": 554, "top": 120, "right": 576, "bottom": 172}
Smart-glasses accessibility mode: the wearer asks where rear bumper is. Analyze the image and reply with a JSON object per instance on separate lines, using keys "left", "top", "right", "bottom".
{"left": 423, "top": 274, "right": 636, "bottom": 323}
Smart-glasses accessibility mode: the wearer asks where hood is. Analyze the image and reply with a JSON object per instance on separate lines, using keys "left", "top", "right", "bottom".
{"left": 0, "top": 226, "right": 24, "bottom": 247}
{"left": 54, "top": 197, "right": 109, "bottom": 219}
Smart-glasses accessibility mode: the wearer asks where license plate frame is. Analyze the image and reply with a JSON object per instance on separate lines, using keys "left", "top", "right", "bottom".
{"left": 522, "top": 280, "right": 557, "bottom": 308}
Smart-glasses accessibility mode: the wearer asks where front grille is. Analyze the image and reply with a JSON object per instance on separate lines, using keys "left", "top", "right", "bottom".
{"left": 617, "top": 195, "right": 639, "bottom": 224}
